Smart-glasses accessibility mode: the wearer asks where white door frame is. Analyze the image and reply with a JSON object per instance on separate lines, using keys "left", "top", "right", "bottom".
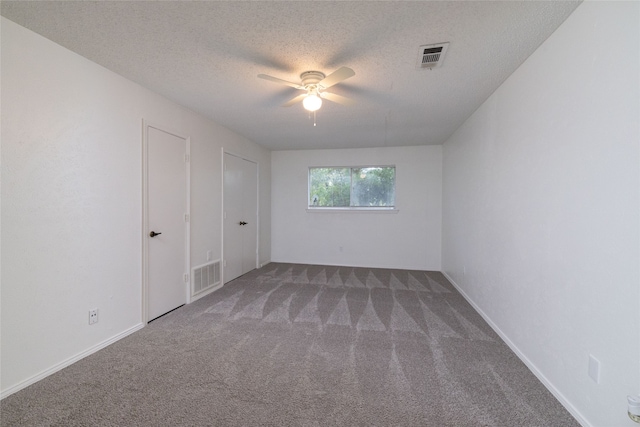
{"left": 142, "top": 120, "right": 191, "bottom": 323}
{"left": 221, "top": 148, "right": 259, "bottom": 284}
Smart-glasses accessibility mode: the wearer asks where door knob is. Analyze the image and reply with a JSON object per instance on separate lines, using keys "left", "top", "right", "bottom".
{"left": 150, "top": 231, "right": 162, "bottom": 237}
{"left": 238, "top": 221, "right": 247, "bottom": 226}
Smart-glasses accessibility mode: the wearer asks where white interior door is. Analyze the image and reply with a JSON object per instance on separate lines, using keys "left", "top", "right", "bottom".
{"left": 147, "top": 126, "right": 188, "bottom": 321}
{"left": 223, "top": 153, "right": 258, "bottom": 283}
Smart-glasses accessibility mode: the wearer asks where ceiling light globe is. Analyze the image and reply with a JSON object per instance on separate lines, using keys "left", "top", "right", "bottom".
{"left": 303, "top": 94, "right": 322, "bottom": 112}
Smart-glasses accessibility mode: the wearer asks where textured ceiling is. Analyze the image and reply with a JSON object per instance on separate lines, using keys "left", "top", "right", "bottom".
{"left": 1, "top": 1, "right": 580, "bottom": 150}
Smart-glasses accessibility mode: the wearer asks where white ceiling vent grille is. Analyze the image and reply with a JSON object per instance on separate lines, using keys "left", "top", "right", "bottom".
{"left": 417, "top": 42, "right": 449, "bottom": 69}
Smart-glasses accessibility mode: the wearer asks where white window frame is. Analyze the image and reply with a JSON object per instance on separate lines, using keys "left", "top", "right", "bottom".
{"left": 307, "top": 165, "right": 399, "bottom": 213}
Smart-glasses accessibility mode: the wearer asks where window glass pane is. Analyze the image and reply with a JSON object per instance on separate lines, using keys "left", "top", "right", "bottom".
{"left": 351, "top": 167, "right": 395, "bottom": 207}
{"left": 309, "top": 167, "right": 350, "bottom": 207}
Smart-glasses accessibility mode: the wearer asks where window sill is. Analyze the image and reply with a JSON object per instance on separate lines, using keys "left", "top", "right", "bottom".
{"left": 306, "top": 207, "right": 399, "bottom": 214}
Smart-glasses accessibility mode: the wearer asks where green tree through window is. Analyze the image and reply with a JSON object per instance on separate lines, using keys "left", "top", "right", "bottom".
{"left": 309, "top": 166, "right": 395, "bottom": 208}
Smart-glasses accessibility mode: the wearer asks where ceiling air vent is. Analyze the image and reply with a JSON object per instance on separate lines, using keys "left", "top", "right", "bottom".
{"left": 417, "top": 42, "right": 449, "bottom": 69}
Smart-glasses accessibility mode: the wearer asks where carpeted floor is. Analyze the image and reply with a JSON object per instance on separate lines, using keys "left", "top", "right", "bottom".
{"left": 1, "top": 263, "right": 579, "bottom": 426}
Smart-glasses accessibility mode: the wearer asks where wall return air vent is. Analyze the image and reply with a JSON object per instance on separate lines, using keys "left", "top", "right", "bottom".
{"left": 192, "top": 260, "right": 220, "bottom": 296}
{"left": 417, "top": 42, "right": 449, "bottom": 69}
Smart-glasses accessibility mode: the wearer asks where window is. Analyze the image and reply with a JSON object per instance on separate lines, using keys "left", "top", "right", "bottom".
{"left": 308, "top": 166, "right": 395, "bottom": 208}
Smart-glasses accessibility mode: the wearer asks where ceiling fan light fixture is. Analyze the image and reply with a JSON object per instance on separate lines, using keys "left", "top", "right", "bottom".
{"left": 303, "top": 93, "right": 322, "bottom": 112}
{"left": 258, "top": 67, "right": 355, "bottom": 112}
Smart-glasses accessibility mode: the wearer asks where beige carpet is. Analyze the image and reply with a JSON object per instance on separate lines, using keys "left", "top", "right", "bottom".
{"left": 1, "top": 263, "right": 578, "bottom": 426}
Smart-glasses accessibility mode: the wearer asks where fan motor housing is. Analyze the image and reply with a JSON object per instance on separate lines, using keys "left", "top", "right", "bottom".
{"left": 300, "top": 71, "right": 325, "bottom": 87}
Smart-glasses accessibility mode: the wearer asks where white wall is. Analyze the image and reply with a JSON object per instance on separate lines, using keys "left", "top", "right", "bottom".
{"left": 0, "top": 17, "right": 270, "bottom": 396}
{"left": 271, "top": 146, "right": 441, "bottom": 270}
{"left": 442, "top": 2, "right": 639, "bottom": 426}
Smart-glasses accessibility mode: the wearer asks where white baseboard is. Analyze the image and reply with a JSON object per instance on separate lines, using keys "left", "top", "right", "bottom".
{"left": 259, "top": 260, "right": 271, "bottom": 268}
{"left": 441, "top": 271, "right": 591, "bottom": 427}
{"left": 267, "top": 258, "right": 433, "bottom": 271}
{"left": 0, "top": 322, "right": 144, "bottom": 400}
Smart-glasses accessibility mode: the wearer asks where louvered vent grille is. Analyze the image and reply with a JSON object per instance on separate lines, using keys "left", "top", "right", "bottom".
{"left": 192, "top": 260, "right": 220, "bottom": 296}
{"left": 417, "top": 42, "right": 449, "bottom": 69}
{"left": 422, "top": 51, "right": 441, "bottom": 64}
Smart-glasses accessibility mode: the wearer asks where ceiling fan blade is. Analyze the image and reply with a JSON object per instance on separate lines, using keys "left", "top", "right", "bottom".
{"left": 282, "top": 93, "right": 307, "bottom": 107}
{"left": 318, "top": 67, "right": 355, "bottom": 89}
{"left": 257, "top": 74, "right": 303, "bottom": 89}
{"left": 320, "top": 92, "right": 356, "bottom": 106}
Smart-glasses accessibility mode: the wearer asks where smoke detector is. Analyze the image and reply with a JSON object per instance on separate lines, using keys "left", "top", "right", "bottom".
{"left": 417, "top": 42, "right": 449, "bottom": 69}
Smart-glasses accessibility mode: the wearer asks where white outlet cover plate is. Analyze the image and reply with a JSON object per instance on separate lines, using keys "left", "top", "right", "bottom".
{"left": 89, "top": 309, "right": 98, "bottom": 325}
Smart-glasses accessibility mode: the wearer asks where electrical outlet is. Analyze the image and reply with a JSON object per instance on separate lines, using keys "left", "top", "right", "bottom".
{"left": 89, "top": 309, "right": 98, "bottom": 325}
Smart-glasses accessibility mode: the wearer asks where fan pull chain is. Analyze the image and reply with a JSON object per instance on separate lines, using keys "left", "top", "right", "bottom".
{"left": 308, "top": 110, "right": 317, "bottom": 127}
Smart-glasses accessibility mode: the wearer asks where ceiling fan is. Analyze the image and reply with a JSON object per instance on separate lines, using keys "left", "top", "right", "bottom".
{"left": 258, "top": 67, "right": 356, "bottom": 112}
